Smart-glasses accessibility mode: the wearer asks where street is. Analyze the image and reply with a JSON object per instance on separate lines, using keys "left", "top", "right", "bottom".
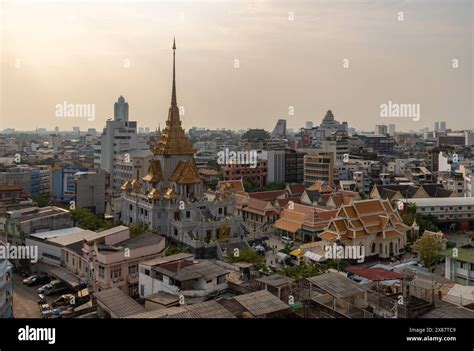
{"left": 12, "top": 274, "right": 42, "bottom": 318}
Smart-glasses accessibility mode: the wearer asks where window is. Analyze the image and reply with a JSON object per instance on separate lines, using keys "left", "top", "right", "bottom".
{"left": 128, "top": 284, "right": 139, "bottom": 296}
{"left": 186, "top": 211, "right": 190, "bottom": 219}
{"left": 129, "top": 264, "right": 138, "bottom": 275}
{"left": 140, "top": 284, "right": 144, "bottom": 296}
{"left": 98, "top": 265, "right": 105, "bottom": 278}
{"left": 217, "top": 275, "right": 226, "bottom": 285}
{"left": 129, "top": 205, "right": 133, "bottom": 211}
{"left": 110, "top": 266, "right": 122, "bottom": 279}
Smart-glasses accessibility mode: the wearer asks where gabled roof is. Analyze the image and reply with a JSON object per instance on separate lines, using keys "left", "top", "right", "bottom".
{"left": 218, "top": 179, "right": 245, "bottom": 193}
{"left": 142, "top": 160, "right": 162, "bottom": 183}
{"left": 233, "top": 290, "right": 289, "bottom": 317}
{"left": 287, "top": 183, "right": 305, "bottom": 195}
{"left": 248, "top": 190, "right": 285, "bottom": 201}
{"left": 373, "top": 184, "right": 454, "bottom": 200}
{"left": 170, "top": 160, "right": 202, "bottom": 184}
{"left": 319, "top": 199, "right": 409, "bottom": 242}
{"left": 94, "top": 287, "right": 146, "bottom": 318}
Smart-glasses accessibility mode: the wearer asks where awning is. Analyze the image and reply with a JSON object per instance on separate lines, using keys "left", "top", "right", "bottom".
{"left": 50, "top": 267, "right": 86, "bottom": 289}
{"left": 304, "top": 250, "right": 327, "bottom": 263}
{"left": 289, "top": 249, "right": 304, "bottom": 257}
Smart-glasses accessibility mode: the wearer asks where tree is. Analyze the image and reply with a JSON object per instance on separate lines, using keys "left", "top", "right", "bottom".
{"left": 280, "top": 263, "right": 322, "bottom": 279}
{"left": 225, "top": 248, "right": 265, "bottom": 270}
{"left": 70, "top": 208, "right": 113, "bottom": 231}
{"left": 130, "top": 222, "right": 148, "bottom": 237}
{"left": 403, "top": 213, "right": 439, "bottom": 233}
{"left": 32, "top": 194, "right": 49, "bottom": 207}
{"left": 165, "top": 244, "right": 188, "bottom": 256}
{"left": 412, "top": 235, "right": 442, "bottom": 271}
{"left": 243, "top": 179, "right": 257, "bottom": 193}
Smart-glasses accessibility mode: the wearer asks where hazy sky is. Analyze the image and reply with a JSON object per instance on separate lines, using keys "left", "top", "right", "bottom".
{"left": 1, "top": 0, "right": 473, "bottom": 132}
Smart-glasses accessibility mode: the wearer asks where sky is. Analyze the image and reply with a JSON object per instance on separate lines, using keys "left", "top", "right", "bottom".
{"left": 1, "top": 0, "right": 473, "bottom": 133}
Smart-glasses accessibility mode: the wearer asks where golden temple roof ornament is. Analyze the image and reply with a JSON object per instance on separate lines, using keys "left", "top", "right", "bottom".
{"left": 142, "top": 160, "right": 163, "bottom": 183}
{"left": 153, "top": 38, "right": 195, "bottom": 156}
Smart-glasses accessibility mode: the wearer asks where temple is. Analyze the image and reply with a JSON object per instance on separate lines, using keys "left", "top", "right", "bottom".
{"left": 120, "top": 39, "right": 245, "bottom": 258}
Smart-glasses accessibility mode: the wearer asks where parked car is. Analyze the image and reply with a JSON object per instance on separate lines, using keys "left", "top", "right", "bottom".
{"left": 23, "top": 275, "right": 50, "bottom": 286}
{"left": 37, "top": 280, "right": 69, "bottom": 296}
{"left": 39, "top": 303, "right": 52, "bottom": 318}
{"left": 281, "top": 236, "right": 294, "bottom": 245}
{"left": 37, "top": 294, "right": 47, "bottom": 305}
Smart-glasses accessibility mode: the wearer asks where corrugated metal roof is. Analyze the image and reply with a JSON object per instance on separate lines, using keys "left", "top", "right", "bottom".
{"left": 94, "top": 287, "right": 145, "bottom": 318}
{"left": 233, "top": 290, "right": 289, "bottom": 317}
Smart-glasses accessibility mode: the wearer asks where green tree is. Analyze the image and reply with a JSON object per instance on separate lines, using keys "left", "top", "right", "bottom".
{"left": 71, "top": 208, "right": 113, "bottom": 231}
{"left": 412, "top": 235, "right": 442, "bottom": 272}
{"left": 32, "top": 194, "right": 50, "bottom": 207}
{"left": 225, "top": 248, "right": 265, "bottom": 270}
{"left": 264, "top": 182, "right": 286, "bottom": 191}
{"left": 130, "top": 222, "right": 149, "bottom": 237}
{"left": 280, "top": 263, "right": 323, "bottom": 280}
{"left": 243, "top": 179, "right": 257, "bottom": 193}
{"left": 165, "top": 244, "right": 188, "bottom": 256}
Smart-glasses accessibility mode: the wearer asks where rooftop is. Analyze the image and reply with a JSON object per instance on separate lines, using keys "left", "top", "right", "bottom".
{"left": 127, "top": 300, "right": 236, "bottom": 319}
{"left": 401, "top": 197, "right": 474, "bottom": 206}
{"left": 442, "top": 246, "right": 474, "bottom": 263}
{"left": 307, "top": 272, "right": 367, "bottom": 299}
{"left": 94, "top": 287, "right": 146, "bottom": 318}
{"left": 233, "top": 290, "right": 289, "bottom": 317}
{"left": 256, "top": 274, "right": 294, "bottom": 287}
{"left": 29, "top": 227, "right": 95, "bottom": 247}
{"left": 97, "top": 232, "right": 164, "bottom": 255}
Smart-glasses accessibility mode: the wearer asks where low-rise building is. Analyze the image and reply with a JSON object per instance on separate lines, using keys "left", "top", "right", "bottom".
{"left": 0, "top": 242, "right": 13, "bottom": 318}
{"left": 4, "top": 206, "right": 72, "bottom": 246}
{"left": 401, "top": 197, "right": 474, "bottom": 228}
{"left": 443, "top": 245, "right": 474, "bottom": 286}
{"left": 318, "top": 199, "right": 410, "bottom": 259}
{"left": 70, "top": 226, "right": 166, "bottom": 297}
{"left": 139, "top": 253, "right": 229, "bottom": 303}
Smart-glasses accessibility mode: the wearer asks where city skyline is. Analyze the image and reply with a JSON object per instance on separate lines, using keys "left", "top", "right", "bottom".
{"left": 1, "top": 0, "right": 472, "bottom": 132}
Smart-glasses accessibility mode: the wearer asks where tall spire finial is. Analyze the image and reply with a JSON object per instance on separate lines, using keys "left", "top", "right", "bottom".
{"left": 171, "top": 37, "right": 177, "bottom": 106}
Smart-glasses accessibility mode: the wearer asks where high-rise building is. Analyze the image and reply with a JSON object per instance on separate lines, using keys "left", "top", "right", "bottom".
{"left": 285, "top": 149, "right": 305, "bottom": 183}
{"left": 388, "top": 124, "right": 395, "bottom": 136}
{"left": 434, "top": 121, "right": 440, "bottom": 132}
{"left": 440, "top": 121, "right": 446, "bottom": 132}
{"left": 305, "top": 121, "right": 314, "bottom": 129}
{"left": 375, "top": 124, "right": 388, "bottom": 135}
{"left": 303, "top": 151, "right": 334, "bottom": 186}
{"left": 96, "top": 96, "right": 148, "bottom": 192}
{"left": 265, "top": 150, "right": 286, "bottom": 183}
{"left": 271, "top": 119, "right": 287, "bottom": 139}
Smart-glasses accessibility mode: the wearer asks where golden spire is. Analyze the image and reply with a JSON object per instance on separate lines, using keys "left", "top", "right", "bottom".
{"left": 153, "top": 38, "right": 195, "bottom": 156}
{"left": 171, "top": 37, "right": 177, "bottom": 107}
